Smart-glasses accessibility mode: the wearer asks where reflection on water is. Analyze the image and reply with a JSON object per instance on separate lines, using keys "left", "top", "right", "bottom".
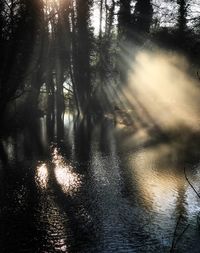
{"left": 36, "top": 163, "right": 49, "bottom": 189}
{"left": 35, "top": 147, "right": 82, "bottom": 196}
{"left": 52, "top": 148, "right": 82, "bottom": 195}
{"left": 37, "top": 194, "right": 69, "bottom": 253}
{"left": 2, "top": 46, "right": 200, "bottom": 252}
{"left": 1, "top": 110, "right": 200, "bottom": 252}
{"left": 131, "top": 144, "right": 183, "bottom": 214}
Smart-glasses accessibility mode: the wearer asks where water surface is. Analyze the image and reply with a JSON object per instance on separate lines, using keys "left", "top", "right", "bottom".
{"left": 1, "top": 113, "right": 200, "bottom": 252}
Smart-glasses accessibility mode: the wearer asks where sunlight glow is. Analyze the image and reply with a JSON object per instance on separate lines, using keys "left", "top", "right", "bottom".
{"left": 117, "top": 48, "right": 200, "bottom": 218}
{"left": 52, "top": 148, "right": 81, "bottom": 195}
{"left": 129, "top": 144, "right": 200, "bottom": 217}
{"left": 123, "top": 50, "right": 200, "bottom": 131}
{"left": 36, "top": 163, "right": 49, "bottom": 189}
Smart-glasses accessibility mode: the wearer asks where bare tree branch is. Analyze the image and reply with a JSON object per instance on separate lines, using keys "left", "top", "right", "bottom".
{"left": 170, "top": 214, "right": 190, "bottom": 253}
{"left": 184, "top": 167, "right": 200, "bottom": 199}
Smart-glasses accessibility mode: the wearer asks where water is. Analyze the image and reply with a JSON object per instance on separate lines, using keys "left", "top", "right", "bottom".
{"left": 0, "top": 113, "right": 200, "bottom": 253}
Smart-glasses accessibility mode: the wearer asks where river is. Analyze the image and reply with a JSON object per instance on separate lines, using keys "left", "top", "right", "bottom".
{"left": 0, "top": 112, "right": 200, "bottom": 252}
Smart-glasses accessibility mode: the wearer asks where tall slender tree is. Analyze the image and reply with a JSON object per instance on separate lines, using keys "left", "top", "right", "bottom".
{"left": 118, "top": 0, "right": 131, "bottom": 39}
{"left": 177, "top": 0, "right": 188, "bottom": 33}
{"left": 73, "top": 0, "right": 93, "bottom": 116}
{"left": 132, "top": 0, "right": 153, "bottom": 35}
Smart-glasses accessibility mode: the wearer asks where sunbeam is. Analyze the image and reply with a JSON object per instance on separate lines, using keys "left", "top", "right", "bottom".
{"left": 122, "top": 49, "right": 200, "bottom": 132}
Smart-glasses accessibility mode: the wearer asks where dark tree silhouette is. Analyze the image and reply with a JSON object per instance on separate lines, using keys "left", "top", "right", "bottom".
{"left": 177, "top": 0, "right": 188, "bottom": 33}
{"left": 0, "top": 0, "right": 199, "bottom": 123}
{"left": 72, "top": 0, "right": 93, "bottom": 117}
{"left": 118, "top": 0, "right": 131, "bottom": 39}
{"left": 0, "top": 0, "right": 42, "bottom": 116}
{"left": 132, "top": 0, "right": 153, "bottom": 35}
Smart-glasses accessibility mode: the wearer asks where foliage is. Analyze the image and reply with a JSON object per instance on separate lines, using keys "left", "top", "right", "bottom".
{"left": 0, "top": 0, "right": 199, "bottom": 120}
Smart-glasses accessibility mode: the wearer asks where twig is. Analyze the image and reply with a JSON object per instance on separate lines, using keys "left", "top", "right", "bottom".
{"left": 170, "top": 215, "right": 182, "bottom": 253}
{"left": 184, "top": 167, "right": 200, "bottom": 199}
{"left": 170, "top": 215, "right": 190, "bottom": 253}
{"left": 63, "top": 86, "right": 73, "bottom": 94}
{"left": 184, "top": 167, "right": 200, "bottom": 231}
{"left": 174, "top": 224, "right": 190, "bottom": 247}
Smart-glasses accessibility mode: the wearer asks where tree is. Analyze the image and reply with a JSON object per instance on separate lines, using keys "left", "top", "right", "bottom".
{"left": 132, "top": 0, "right": 153, "bottom": 35}
{"left": 177, "top": 0, "right": 188, "bottom": 33}
{"left": 0, "top": 0, "right": 42, "bottom": 116}
{"left": 118, "top": 0, "right": 131, "bottom": 39}
{"left": 72, "top": 0, "right": 93, "bottom": 117}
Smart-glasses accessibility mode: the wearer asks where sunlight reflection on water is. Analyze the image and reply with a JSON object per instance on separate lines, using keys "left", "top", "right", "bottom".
{"left": 36, "top": 163, "right": 49, "bottom": 189}
{"left": 35, "top": 148, "right": 82, "bottom": 196}
{"left": 37, "top": 193, "right": 69, "bottom": 253}
{"left": 53, "top": 148, "right": 82, "bottom": 195}
{"left": 128, "top": 144, "right": 200, "bottom": 219}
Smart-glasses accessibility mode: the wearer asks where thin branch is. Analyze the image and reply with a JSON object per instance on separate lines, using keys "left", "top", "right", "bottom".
{"left": 174, "top": 224, "right": 190, "bottom": 247}
{"left": 170, "top": 215, "right": 182, "bottom": 253}
{"left": 170, "top": 215, "right": 190, "bottom": 253}
{"left": 66, "top": 82, "right": 73, "bottom": 88}
{"left": 63, "top": 86, "right": 73, "bottom": 94}
{"left": 184, "top": 167, "right": 200, "bottom": 199}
